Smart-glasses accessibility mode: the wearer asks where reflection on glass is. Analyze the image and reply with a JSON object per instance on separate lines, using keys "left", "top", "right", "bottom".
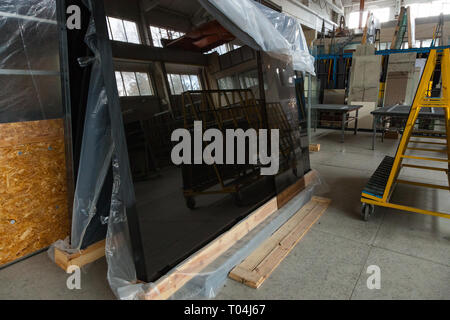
{"left": 115, "top": 71, "right": 126, "bottom": 96}
{"left": 190, "top": 75, "right": 200, "bottom": 90}
{"left": 181, "top": 74, "right": 192, "bottom": 91}
{"left": 136, "top": 72, "right": 153, "bottom": 96}
{"left": 168, "top": 74, "right": 183, "bottom": 94}
{"left": 122, "top": 72, "right": 139, "bottom": 96}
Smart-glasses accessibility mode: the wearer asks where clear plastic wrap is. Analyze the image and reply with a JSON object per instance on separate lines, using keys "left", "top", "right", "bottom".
{"left": 0, "top": 0, "right": 62, "bottom": 123}
{"left": 199, "top": 0, "right": 315, "bottom": 75}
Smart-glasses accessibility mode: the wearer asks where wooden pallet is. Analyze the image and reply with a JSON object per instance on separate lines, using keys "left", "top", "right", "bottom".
{"left": 54, "top": 239, "right": 105, "bottom": 271}
{"left": 228, "top": 196, "right": 331, "bottom": 289}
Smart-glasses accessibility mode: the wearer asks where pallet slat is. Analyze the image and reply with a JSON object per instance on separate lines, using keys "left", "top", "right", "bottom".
{"left": 229, "top": 196, "right": 331, "bottom": 289}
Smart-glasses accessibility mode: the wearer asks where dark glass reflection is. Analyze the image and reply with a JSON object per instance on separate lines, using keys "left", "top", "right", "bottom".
{"left": 123, "top": 53, "right": 310, "bottom": 282}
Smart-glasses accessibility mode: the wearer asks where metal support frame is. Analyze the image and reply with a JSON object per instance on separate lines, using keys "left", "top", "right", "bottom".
{"left": 361, "top": 49, "right": 450, "bottom": 220}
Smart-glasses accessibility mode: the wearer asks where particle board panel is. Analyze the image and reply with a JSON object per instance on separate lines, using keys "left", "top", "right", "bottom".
{"left": 229, "top": 196, "right": 331, "bottom": 289}
{"left": 0, "top": 119, "right": 70, "bottom": 266}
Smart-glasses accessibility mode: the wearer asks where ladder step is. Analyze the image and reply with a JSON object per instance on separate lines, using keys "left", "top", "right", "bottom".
{"left": 411, "top": 135, "right": 447, "bottom": 140}
{"left": 406, "top": 147, "right": 447, "bottom": 153}
{"left": 401, "top": 155, "right": 450, "bottom": 162}
{"left": 409, "top": 140, "right": 447, "bottom": 145}
{"left": 412, "top": 130, "right": 447, "bottom": 135}
{"left": 402, "top": 164, "right": 449, "bottom": 172}
{"left": 362, "top": 156, "right": 395, "bottom": 198}
{"left": 396, "top": 179, "right": 450, "bottom": 191}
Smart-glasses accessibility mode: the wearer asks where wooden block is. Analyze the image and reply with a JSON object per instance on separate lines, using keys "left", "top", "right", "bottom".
{"left": 0, "top": 119, "right": 70, "bottom": 266}
{"left": 54, "top": 239, "right": 106, "bottom": 270}
{"left": 276, "top": 169, "right": 318, "bottom": 209}
{"left": 309, "top": 144, "right": 320, "bottom": 152}
{"left": 229, "top": 196, "right": 331, "bottom": 289}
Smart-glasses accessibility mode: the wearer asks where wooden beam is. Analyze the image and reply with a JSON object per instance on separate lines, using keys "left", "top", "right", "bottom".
{"left": 229, "top": 196, "right": 330, "bottom": 289}
{"left": 54, "top": 240, "right": 106, "bottom": 271}
{"left": 144, "top": 170, "right": 319, "bottom": 300}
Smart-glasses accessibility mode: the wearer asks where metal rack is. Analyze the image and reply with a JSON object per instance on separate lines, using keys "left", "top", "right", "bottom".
{"left": 180, "top": 89, "right": 264, "bottom": 209}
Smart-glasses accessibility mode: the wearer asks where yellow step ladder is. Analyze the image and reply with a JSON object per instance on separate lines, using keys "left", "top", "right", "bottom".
{"left": 361, "top": 49, "right": 450, "bottom": 220}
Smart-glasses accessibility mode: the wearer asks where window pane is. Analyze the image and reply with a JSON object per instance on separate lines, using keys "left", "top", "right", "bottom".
{"left": 160, "top": 28, "right": 168, "bottom": 39}
{"left": 107, "top": 18, "right": 113, "bottom": 40}
{"left": 115, "top": 71, "right": 126, "bottom": 96}
{"left": 181, "top": 74, "right": 192, "bottom": 91}
{"left": 422, "top": 39, "right": 433, "bottom": 47}
{"left": 136, "top": 72, "right": 153, "bottom": 95}
{"left": 123, "top": 20, "right": 140, "bottom": 44}
{"left": 122, "top": 72, "right": 140, "bottom": 96}
{"left": 150, "top": 26, "right": 162, "bottom": 47}
{"left": 169, "top": 74, "right": 183, "bottom": 95}
{"left": 108, "top": 17, "right": 127, "bottom": 42}
{"left": 190, "top": 75, "right": 200, "bottom": 90}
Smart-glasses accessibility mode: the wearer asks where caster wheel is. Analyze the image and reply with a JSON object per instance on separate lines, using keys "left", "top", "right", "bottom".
{"left": 186, "top": 197, "right": 196, "bottom": 210}
{"left": 361, "top": 203, "right": 374, "bottom": 221}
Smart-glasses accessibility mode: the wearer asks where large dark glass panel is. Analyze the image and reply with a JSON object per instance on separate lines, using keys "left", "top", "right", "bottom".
{"left": 262, "top": 53, "right": 311, "bottom": 194}
{"left": 124, "top": 89, "right": 278, "bottom": 282}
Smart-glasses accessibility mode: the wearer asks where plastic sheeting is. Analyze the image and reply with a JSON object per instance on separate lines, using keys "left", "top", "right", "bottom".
{"left": 0, "top": 0, "right": 62, "bottom": 123}
{"left": 200, "top": 0, "right": 315, "bottom": 75}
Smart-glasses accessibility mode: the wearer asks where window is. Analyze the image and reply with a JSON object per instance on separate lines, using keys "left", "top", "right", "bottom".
{"left": 378, "top": 42, "right": 390, "bottom": 50}
{"left": 107, "top": 17, "right": 141, "bottom": 44}
{"left": 348, "top": 8, "right": 390, "bottom": 29}
{"left": 218, "top": 76, "right": 238, "bottom": 90}
{"left": 218, "top": 69, "right": 259, "bottom": 90}
{"left": 408, "top": 1, "right": 450, "bottom": 19}
{"left": 115, "top": 71, "right": 154, "bottom": 97}
{"left": 205, "top": 44, "right": 228, "bottom": 55}
{"left": 238, "top": 70, "right": 258, "bottom": 89}
{"left": 205, "top": 43, "right": 241, "bottom": 55}
{"left": 421, "top": 39, "right": 434, "bottom": 48}
{"left": 167, "top": 74, "right": 201, "bottom": 95}
{"left": 150, "top": 26, "right": 185, "bottom": 47}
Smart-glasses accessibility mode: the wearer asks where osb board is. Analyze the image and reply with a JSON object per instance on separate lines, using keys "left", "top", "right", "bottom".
{"left": 229, "top": 196, "right": 331, "bottom": 289}
{"left": 0, "top": 119, "right": 69, "bottom": 266}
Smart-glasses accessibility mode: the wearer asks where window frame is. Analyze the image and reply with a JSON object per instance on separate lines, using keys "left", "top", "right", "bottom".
{"left": 167, "top": 73, "right": 202, "bottom": 95}
{"left": 149, "top": 25, "right": 185, "bottom": 48}
{"left": 106, "top": 16, "right": 141, "bottom": 44}
{"left": 115, "top": 71, "right": 155, "bottom": 97}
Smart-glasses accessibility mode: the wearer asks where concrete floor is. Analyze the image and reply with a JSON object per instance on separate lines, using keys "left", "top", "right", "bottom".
{"left": 0, "top": 130, "right": 449, "bottom": 300}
